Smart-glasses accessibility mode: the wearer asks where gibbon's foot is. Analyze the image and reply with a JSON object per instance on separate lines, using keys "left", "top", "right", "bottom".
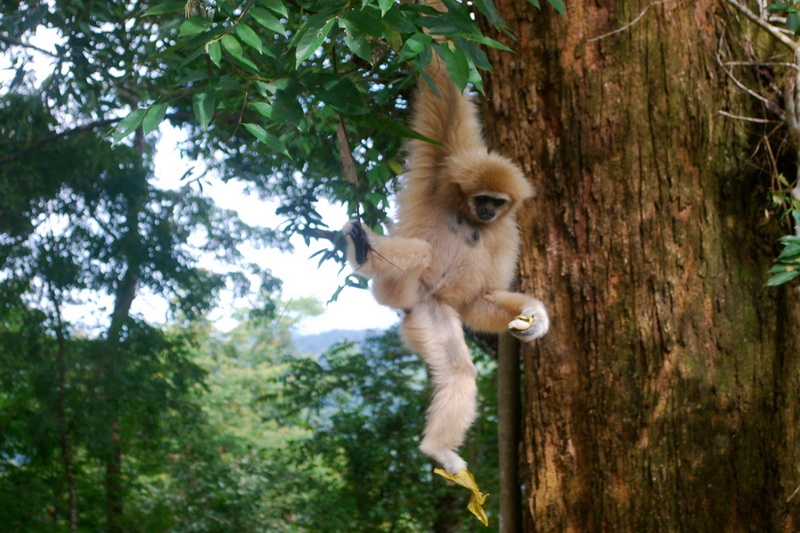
{"left": 342, "top": 220, "right": 371, "bottom": 265}
{"left": 419, "top": 441, "right": 467, "bottom": 475}
{"left": 508, "top": 303, "right": 549, "bottom": 342}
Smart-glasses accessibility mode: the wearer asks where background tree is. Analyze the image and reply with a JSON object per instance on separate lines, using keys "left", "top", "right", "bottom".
{"left": 477, "top": 0, "right": 800, "bottom": 530}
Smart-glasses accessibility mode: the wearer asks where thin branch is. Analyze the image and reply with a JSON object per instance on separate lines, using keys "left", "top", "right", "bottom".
{"left": 725, "top": 0, "right": 799, "bottom": 52}
{"left": 0, "top": 112, "right": 190, "bottom": 167}
{"left": 716, "top": 51, "right": 784, "bottom": 118}
{"left": 718, "top": 110, "right": 782, "bottom": 123}
{"left": 0, "top": 118, "right": 121, "bottom": 167}
{"left": 723, "top": 60, "right": 800, "bottom": 69}
{"left": 0, "top": 33, "right": 59, "bottom": 57}
{"left": 587, "top": 0, "right": 672, "bottom": 43}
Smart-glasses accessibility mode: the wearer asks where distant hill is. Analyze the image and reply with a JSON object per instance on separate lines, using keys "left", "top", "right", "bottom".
{"left": 291, "top": 328, "right": 384, "bottom": 356}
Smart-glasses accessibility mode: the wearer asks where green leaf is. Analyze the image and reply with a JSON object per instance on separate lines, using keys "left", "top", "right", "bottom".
{"left": 789, "top": 11, "right": 799, "bottom": 33}
{"left": 474, "top": 0, "right": 507, "bottom": 31}
{"left": 378, "top": 0, "right": 394, "bottom": 16}
{"left": 399, "top": 33, "right": 431, "bottom": 63}
{"left": 142, "top": 1, "right": 185, "bottom": 16}
{"left": 235, "top": 23, "right": 263, "bottom": 54}
{"left": 434, "top": 43, "right": 470, "bottom": 91}
{"left": 766, "top": 269, "right": 800, "bottom": 286}
{"left": 112, "top": 108, "right": 146, "bottom": 143}
{"left": 295, "top": 18, "right": 336, "bottom": 68}
{"left": 206, "top": 40, "right": 222, "bottom": 66}
{"left": 249, "top": 101, "right": 273, "bottom": 118}
{"left": 142, "top": 103, "right": 167, "bottom": 135}
{"left": 767, "top": 2, "right": 789, "bottom": 12}
{"left": 193, "top": 88, "right": 216, "bottom": 128}
{"left": 354, "top": 113, "right": 440, "bottom": 143}
{"left": 243, "top": 123, "right": 289, "bottom": 156}
{"left": 343, "top": 10, "right": 387, "bottom": 39}
{"left": 546, "top": 0, "right": 566, "bottom": 14}
{"left": 260, "top": 0, "right": 288, "bottom": 18}
{"left": 179, "top": 17, "right": 212, "bottom": 37}
{"left": 221, "top": 34, "right": 244, "bottom": 59}
{"left": 454, "top": 32, "right": 512, "bottom": 52}
{"left": 453, "top": 36, "right": 491, "bottom": 71}
{"left": 340, "top": 19, "right": 372, "bottom": 62}
{"left": 316, "top": 78, "right": 365, "bottom": 115}
{"left": 250, "top": 7, "right": 286, "bottom": 36}
{"left": 777, "top": 243, "right": 800, "bottom": 261}
{"left": 271, "top": 89, "right": 304, "bottom": 126}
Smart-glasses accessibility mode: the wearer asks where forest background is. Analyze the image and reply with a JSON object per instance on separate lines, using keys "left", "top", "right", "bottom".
{"left": 4, "top": 0, "right": 800, "bottom": 532}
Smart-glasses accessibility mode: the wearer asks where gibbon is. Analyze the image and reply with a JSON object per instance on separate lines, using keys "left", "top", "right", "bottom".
{"left": 343, "top": 55, "right": 549, "bottom": 475}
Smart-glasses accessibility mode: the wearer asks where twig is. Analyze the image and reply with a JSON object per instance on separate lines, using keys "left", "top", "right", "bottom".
{"left": 723, "top": 60, "right": 800, "bottom": 70}
{"left": 0, "top": 118, "right": 121, "bottom": 167}
{"left": 725, "top": 0, "right": 798, "bottom": 52}
{"left": 0, "top": 34, "right": 59, "bottom": 57}
{"left": 716, "top": 52, "right": 783, "bottom": 117}
{"left": 0, "top": 112, "right": 190, "bottom": 167}
{"left": 587, "top": 0, "right": 672, "bottom": 43}
{"left": 718, "top": 110, "right": 781, "bottom": 123}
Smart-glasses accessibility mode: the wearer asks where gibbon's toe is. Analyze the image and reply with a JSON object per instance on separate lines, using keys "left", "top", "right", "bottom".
{"left": 508, "top": 304, "right": 550, "bottom": 342}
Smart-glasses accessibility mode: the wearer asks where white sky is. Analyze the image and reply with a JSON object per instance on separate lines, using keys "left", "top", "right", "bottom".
{"left": 152, "top": 125, "right": 399, "bottom": 335}
{"left": 2, "top": 29, "right": 398, "bottom": 336}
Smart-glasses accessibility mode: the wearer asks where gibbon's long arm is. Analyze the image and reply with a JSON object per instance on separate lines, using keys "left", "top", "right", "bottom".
{"left": 406, "top": 55, "right": 486, "bottom": 176}
{"left": 458, "top": 290, "right": 550, "bottom": 342}
{"left": 342, "top": 221, "right": 432, "bottom": 280}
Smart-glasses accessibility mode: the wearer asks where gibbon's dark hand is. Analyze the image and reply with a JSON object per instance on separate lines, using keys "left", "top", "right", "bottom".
{"left": 508, "top": 302, "right": 550, "bottom": 342}
{"left": 343, "top": 220, "right": 371, "bottom": 265}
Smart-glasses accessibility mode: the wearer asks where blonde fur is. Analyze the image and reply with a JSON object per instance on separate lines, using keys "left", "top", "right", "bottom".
{"left": 343, "top": 54, "right": 548, "bottom": 474}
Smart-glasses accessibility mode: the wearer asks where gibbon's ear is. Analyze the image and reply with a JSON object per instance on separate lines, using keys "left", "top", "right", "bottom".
{"left": 446, "top": 151, "right": 535, "bottom": 204}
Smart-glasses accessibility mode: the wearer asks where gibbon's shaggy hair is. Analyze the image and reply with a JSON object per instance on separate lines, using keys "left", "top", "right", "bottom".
{"left": 343, "top": 55, "right": 549, "bottom": 475}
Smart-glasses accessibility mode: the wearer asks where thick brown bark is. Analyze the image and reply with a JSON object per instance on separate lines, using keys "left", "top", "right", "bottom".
{"left": 480, "top": 1, "right": 800, "bottom": 531}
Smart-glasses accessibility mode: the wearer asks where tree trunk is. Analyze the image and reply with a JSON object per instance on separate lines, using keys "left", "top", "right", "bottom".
{"left": 48, "top": 280, "right": 77, "bottom": 533}
{"left": 103, "top": 126, "right": 146, "bottom": 533}
{"left": 480, "top": 1, "right": 800, "bottom": 530}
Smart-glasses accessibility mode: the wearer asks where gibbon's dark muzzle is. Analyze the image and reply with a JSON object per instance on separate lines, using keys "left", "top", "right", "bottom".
{"left": 476, "top": 206, "right": 496, "bottom": 221}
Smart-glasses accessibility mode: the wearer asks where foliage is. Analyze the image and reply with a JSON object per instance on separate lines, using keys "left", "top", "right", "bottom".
{"left": 278, "top": 329, "right": 499, "bottom": 531}
{"left": 767, "top": 1, "right": 800, "bottom": 35}
{"left": 767, "top": 176, "right": 800, "bottom": 285}
{"left": 722, "top": 1, "right": 800, "bottom": 285}
{"left": 0, "top": 303, "right": 207, "bottom": 531}
{"left": 0, "top": 0, "right": 539, "bottom": 529}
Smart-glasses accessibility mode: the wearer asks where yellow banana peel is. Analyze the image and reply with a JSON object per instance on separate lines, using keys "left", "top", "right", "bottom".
{"left": 433, "top": 468, "right": 489, "bottom": 526}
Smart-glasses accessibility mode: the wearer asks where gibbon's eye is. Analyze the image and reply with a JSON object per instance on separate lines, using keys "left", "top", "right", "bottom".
{"left": 473, "top": 194, "right": 508, "bottom": 222}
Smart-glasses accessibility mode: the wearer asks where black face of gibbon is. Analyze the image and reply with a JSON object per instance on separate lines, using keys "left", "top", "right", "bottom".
{"left": 472, "top": 194, "right": 509, "bottom": 222}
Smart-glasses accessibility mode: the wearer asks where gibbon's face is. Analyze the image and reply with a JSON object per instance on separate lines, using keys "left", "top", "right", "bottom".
{"left": 470, "top": 192, "right": 511, "bottom": 223}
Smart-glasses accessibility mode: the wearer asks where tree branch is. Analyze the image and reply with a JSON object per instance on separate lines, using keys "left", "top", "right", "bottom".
{"left": 0, "top": 112, "right": 190, "bottom": 167}
{"left": 0, "top": 33, "right": 59, "bottom": 57}
{"left": 0, "top": 118, "right": 121, "bottom": 167}
{"left": 587, "top": 0, "right": 672, "bottom": 43}
{"left": 725, "top": 0, "right": 799, "bottom": 53}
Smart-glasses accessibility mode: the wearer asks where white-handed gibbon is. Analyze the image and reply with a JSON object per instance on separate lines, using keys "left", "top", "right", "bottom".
{"left": 343, "top": 55, "right": 549, "bottom": 475}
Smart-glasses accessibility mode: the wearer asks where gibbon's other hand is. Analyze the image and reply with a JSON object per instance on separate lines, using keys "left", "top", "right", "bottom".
{"left": 508, "top": 302, "right": 549, "bottom": 342}
{"left": 342, "top": 220, "right": 372, "bottom": 265}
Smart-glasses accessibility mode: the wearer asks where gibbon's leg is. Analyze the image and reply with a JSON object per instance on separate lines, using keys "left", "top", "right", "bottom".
{"left": 402, "top": 299, "right": 477, "bottom": 474}
{"left": 459, "top": 290, "right": 550, "bottom": 342}
{"left": 342, "top": 221, "right": 433, "bottom": 280}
